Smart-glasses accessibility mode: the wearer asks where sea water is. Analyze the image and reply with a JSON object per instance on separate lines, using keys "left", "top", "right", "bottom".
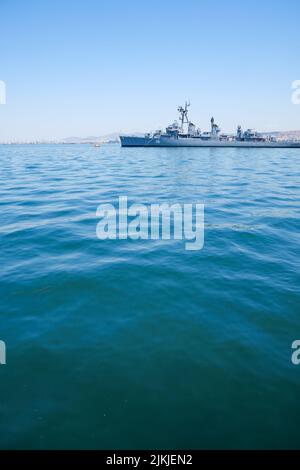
{"left": 0, "top": 143, "right": 299, "bottom": 449}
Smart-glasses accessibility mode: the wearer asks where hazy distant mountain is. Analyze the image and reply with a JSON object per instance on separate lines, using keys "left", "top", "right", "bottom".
{"left": 61, "top": 133, "right": 121, "bottom": 144}
{"left": 261, "top": 130, "right": 300, "bottom": 141}
{"left": 60, "top": 131, "right": 147, "bottom": 144}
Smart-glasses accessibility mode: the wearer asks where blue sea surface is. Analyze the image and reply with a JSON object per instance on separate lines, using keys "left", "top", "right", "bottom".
{"left": 0, "top": 143, "right": 299, "bottom": 449}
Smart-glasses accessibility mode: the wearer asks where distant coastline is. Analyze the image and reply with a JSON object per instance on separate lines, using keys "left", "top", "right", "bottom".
{"left": 0, "top": 133, "right": 121, "bottom": 145}
{"left": 0, "top": 141, "right": 120, "bottom": 145}
{"left": 1, "top": 130, "right": 300, "bottom": 145}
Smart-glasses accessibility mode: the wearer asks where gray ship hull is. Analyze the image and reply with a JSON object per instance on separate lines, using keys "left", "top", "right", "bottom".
{"left": 120, "top": 136, "right": 300, "bottom": 148}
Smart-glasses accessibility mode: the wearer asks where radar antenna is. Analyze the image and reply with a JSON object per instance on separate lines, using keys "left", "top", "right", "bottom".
{"left": 178, "top": 101, "right": 191, "bottom": 132}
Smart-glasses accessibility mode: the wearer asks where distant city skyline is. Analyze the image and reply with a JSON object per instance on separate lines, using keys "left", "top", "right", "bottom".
{"left": 1, "top": 0, "right": 300, "bottom": 142}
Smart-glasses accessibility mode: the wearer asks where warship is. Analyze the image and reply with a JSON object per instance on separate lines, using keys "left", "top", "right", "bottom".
{"left": 120, "top": 102, "right": 300, "bottom": 148}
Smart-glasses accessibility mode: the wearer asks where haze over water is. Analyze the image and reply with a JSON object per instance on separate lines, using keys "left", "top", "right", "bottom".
{"left": 0, "top": 143, "right": 300, "bottom": 449}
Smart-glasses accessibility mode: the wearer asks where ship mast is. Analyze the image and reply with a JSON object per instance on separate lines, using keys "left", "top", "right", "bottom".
{"left": 178, "top": 101, "right": 190, "bottom": 132}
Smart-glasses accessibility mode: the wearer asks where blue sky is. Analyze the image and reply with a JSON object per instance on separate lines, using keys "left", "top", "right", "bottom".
{"left": 0, "top": 0, "right": 300, "bottom": 141}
